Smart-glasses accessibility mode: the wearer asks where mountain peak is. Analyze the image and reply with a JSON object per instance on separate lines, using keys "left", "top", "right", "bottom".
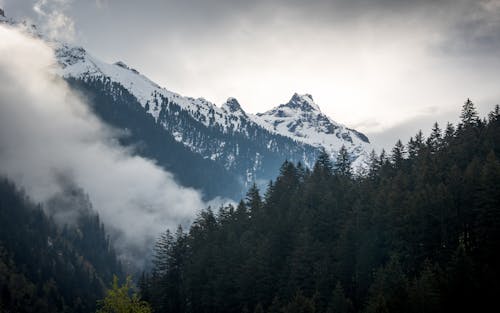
{"left": 222, "top": 97, "right": 243, "bottom": 113}
{"left": 285, "top": 93, "right": 321, "bottom": 112}
{"left": 0, "top": 8, "right": 5, "bottom": 18}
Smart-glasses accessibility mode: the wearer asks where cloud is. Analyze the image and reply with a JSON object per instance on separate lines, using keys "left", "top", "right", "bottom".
{"left": 0, "top": 24, "right": 214, "bottom": 268}
{"left": 33, "top": 0, "right": 75, "bottom": 42}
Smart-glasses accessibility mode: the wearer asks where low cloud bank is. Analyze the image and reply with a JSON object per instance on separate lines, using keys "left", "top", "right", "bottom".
{"left": 0, "top": 24, "right": 212, "bottom": 267}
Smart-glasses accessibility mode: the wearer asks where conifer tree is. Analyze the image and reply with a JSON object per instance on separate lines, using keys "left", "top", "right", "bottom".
{"left": 367, "top": 149, "right": 379, "bottom": 172}
{"left": 444, "top": 122, "right": 455, "bottom": 143}
{"left": 334, "top": 145, "right": 352, "bottom": 176}
{"left": 460, "top": 98, "right": 479, "bottom": 127}
{"left": 379, "top": 149, "right": 388, "bottom": 166}
{"left": 408, "top": 131, "right": 425, "bottom": 160}
{"left": 152, "top": 229, "right": 173, "bottom": 276}
{"left": 314, "top": 149, "right": 333, "bottom": 177}
{"left": 246, "top": 183, "right": 263, "bottom": 214}
{"left": 427, "top": 122, "right": 442, "bottom": 152}
{"left": 391, "top": 140, "right": 406, "bottom": 166}
{"left": 488, "top": 104, "right": 499, "bottom": 122}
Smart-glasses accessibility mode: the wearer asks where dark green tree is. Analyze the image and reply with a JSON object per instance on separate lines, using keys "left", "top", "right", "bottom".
{"left": 334, "top": 145, "right": 352, "bottom": 177}
{"left": 460, "top": 98, "right": 479, "bottom": 127}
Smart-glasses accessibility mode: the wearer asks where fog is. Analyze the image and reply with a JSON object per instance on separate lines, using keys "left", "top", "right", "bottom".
{"left": 0, "top": 24, "right": 213, "bottom": 267}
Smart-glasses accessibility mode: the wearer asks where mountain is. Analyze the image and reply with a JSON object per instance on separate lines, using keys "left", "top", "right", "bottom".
{"left": 53, "top": 44, "right": 371, "bottom": 198}
{"left": 253, "top": 93, "right": 370, "bottom": 168}
{"left": 1, "top": 13, "right": 372, "bottom": 199}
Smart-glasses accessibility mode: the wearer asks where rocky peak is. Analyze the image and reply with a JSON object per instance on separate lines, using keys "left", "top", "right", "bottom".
{"left": 222, "top": 97, "right": 244, "bottom": 114}
{"left": 285, "top": 93, "right": 321, "bottom": 112}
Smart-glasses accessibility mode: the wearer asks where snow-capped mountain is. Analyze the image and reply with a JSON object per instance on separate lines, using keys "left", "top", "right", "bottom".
{"left": 54, "top": 43, "right": 370, "bottom": 162}
{"left": 253, "top": 93, "right": 370, "bottom": 168}
{"left": 55, "top": 44, "right": 253, "bottom": 134}
{"left": 2, "top": 12, "right": 372, "bottom": 198}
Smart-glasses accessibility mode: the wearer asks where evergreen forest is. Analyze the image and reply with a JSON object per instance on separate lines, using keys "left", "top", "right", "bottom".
{"left": 140, "top": 100, "right": 500, "bottom": 313}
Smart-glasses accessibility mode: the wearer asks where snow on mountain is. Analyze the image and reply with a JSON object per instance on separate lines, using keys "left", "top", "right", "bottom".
{"left": 54, "top": 44, "right": 371, "bottom": 165}
{"left": 2, "top": 11, "right": 372, "bottom": 172}
{"left": 253, "top": 93, "right": 371, "bottom": 168}
{"left": 54, "top": 46, "right": 372, "bottom": 170}
{"left": 54, "top": 43, "right": 263, "bottom": 137}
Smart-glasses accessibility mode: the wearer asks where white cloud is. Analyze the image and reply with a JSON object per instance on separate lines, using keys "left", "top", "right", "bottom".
{"left": 33, "top": 0, "right": 75, "bottom": 42}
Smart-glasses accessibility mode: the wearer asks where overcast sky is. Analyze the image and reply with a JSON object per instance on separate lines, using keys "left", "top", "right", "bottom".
{"left": 2, "top": 0, "right": 500, "bottom": 149}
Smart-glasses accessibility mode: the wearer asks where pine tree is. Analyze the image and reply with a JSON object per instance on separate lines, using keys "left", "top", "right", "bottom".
{"left": 408, "top": 131, "right": 424, "bottom": 159}
{"left": 427, "top": 122, "right": 442, "bottom": 152}
{"left": 152, "top": 229, "right": 173, "bottom": 276}
{"left": 367, "top": 149, "right": 380, "bottom": 173}
{"left": 379, "top": 149, "right": 388, "bottom": 167}
{"left": 415, "top": 130, "right": 424, "bottom": 146}
{"left": 235, "top": 200, "right": 249, "bottom": 225}
{"left": 488, "top": 104, "right": 499, "bottom": 122}
{"left": 314, "top": 149, "right": 333, "bottom": 177}
{"left": 407, "top": 137, "right": 417, "bottom": 159}
{"left": 246, "top": 183, "right": 263, "bottom": 214}
{"left": 334, "top": 145, "right": 352, "bottom": 177}
{"left": 460, "top": 98, "right": 479, "bottom": 127}
{"left": 443, "top": 122, "right": 455, "bottom": 143}
{"left": 391, "top": 140, "right": 406, "bottom": 166}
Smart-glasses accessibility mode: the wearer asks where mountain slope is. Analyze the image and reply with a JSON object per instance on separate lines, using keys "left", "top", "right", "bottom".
{"left": 53, "top": 44, "right": 371, "bottom": 191}
{"left": 66, "top": 77, "right": 242, "bottom": 199}
{"left": 1, "top": 13, "right": 372, "bottom": 198}
{"left": 253, "top": 93, "right": 370, "bottom": 168}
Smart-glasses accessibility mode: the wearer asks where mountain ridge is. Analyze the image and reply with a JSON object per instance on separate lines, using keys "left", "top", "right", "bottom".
{"left": 53, "top": 43, "right": 370, "bottom": 161}
{"left": 1, "top": 13, "right": 373, "bottom": 197}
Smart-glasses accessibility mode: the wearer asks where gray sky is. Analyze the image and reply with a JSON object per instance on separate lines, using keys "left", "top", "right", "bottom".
{"left": 2, "top": 0, "right": 500, "bottom": 150}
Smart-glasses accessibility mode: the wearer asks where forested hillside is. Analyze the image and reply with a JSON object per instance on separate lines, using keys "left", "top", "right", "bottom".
{"left": 0, "top": 179, "right": 123, "bottom": 313}
{"left": 141, "top": 100, "right": 500, "bottom": 313}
